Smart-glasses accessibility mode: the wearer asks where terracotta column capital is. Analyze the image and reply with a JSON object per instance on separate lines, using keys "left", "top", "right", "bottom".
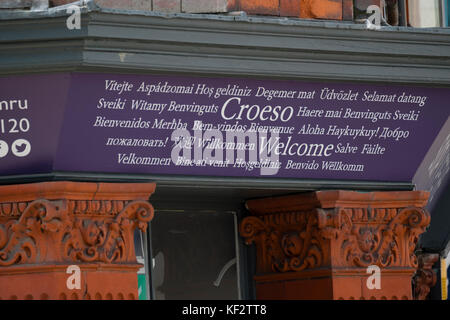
{"left": 240, "top": 190, "right": 431, "bottom": 300}
{"left": 0, "top": 181, "right": 156, "bottom": 300}
{"left": 245, "top": 190, "right": 430, "bottom": 214}
{"left": 412, "top": 252, "right": 439, "bottom": 300}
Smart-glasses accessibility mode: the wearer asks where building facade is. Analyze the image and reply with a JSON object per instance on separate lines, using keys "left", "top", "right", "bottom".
{"left": 0, "top": 0, "right": 449, "bottom": 300}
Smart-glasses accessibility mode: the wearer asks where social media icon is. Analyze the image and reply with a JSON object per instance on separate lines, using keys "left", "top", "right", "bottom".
{"left": 11, "top": 139, "right": 31, "bottom": 157}
{"left": 0, "top": 140, "right": 8, "bottom": 158}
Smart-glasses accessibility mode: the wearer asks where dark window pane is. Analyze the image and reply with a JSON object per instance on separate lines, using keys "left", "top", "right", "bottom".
{"left": 150, "top": 211, "right": 239, "bottom": 300}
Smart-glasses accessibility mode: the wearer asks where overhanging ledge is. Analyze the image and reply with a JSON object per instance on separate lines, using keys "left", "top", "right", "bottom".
{"left": 1, "top": 6, "right": 450, "bottom": 85}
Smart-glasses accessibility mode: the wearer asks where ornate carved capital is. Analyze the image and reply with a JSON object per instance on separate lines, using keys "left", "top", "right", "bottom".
{"left": 321, "top": 206, "right": 430, "bottom": 269}
{"left": 240, "top": 191, "right": 431, "bottom": 275}
{"left": 413, "top": 252, "right": 439, "bottom": 300}
{"left": 0, "top": 181, "right": 156, "bottom": 300}
{"left": 0, "top": 182, "right": 155, "bottom": 267}
{"left": 240, "top": 211, "right": 330, "bottom": 273}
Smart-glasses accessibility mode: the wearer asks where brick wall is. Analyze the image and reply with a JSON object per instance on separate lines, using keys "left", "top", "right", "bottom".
{"left": 38, "top": 1, "right": 382, "bottom": 21}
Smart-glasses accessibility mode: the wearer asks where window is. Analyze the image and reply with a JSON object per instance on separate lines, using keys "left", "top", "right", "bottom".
{"left": 407, "top": 0, "right": 442, "bottom": 27}
{"left": 445, "top": 0, "right": 450, "bottom": 26}
{"left": 395, "top": 0, "right": 449, "bottom": 27}
{"left": 148, "top": 210, "right": 241, "bottom": 300}
{"left": 356, "top": 0, "right": 449, "bottom": 27}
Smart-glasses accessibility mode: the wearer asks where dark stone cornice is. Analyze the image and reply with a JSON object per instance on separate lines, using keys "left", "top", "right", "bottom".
{"left": 0, "top": 8, "right": 449, "bottom": 85}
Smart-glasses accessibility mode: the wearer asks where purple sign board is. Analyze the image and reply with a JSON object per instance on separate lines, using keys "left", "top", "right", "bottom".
{"left": 414, "top": 118, "right": 450, "bottom": 211}
{"left": 0, "top": 72, "right": 449, "bottom": 182}
{"left": 0, "top": 74, "right": 70, "bottom": 175}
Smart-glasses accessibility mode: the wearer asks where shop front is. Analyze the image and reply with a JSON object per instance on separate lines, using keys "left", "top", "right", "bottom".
{"left": 0, "top": 1, "right": 449, "bottom": 300}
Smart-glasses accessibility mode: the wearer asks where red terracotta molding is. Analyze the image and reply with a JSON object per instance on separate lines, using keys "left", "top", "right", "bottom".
{"left": 0, "top": 181, "right": 156, "bottom": 300}
{"left": 240, "top": 190, "right": 431, "bottom": 300}
{"left": 0, "top": 181, "right": 155, "bottom": 202}
{"left": 413, "top": 252, "right": 439, "bottom": 300}
{"left": 246, "top": 190, "right": 430, "bottom": 215}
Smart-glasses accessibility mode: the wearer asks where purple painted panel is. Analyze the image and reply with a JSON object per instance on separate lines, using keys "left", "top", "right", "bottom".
{"left": 1, "top": 72, "right": 449, "bottom": 182}
{"left": 0, "top": 73, "right": 71, "bottom": 175}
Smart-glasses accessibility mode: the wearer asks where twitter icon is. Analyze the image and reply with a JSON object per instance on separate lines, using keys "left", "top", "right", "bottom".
{"left": 12, "top": 139, "right": 31, "bottom": 157}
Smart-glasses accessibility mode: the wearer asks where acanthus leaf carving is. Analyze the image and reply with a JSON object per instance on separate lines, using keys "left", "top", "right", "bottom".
{"left": 0, "top": 199, "right": 68, "bottom": 266}
{"left": 240, "top": 205, "right": 430, "bottom": 274}
{"left": 0, "top": 198, "right": 154, "bottom": 266}
{"left": 412, "top": 252, "right": 439, "bottom": 300}
{"left": 64, "top": 200, "right": 154, "bottom": 264}
{"left": 240, "top": 211, "right": 330, "bottom": 274}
